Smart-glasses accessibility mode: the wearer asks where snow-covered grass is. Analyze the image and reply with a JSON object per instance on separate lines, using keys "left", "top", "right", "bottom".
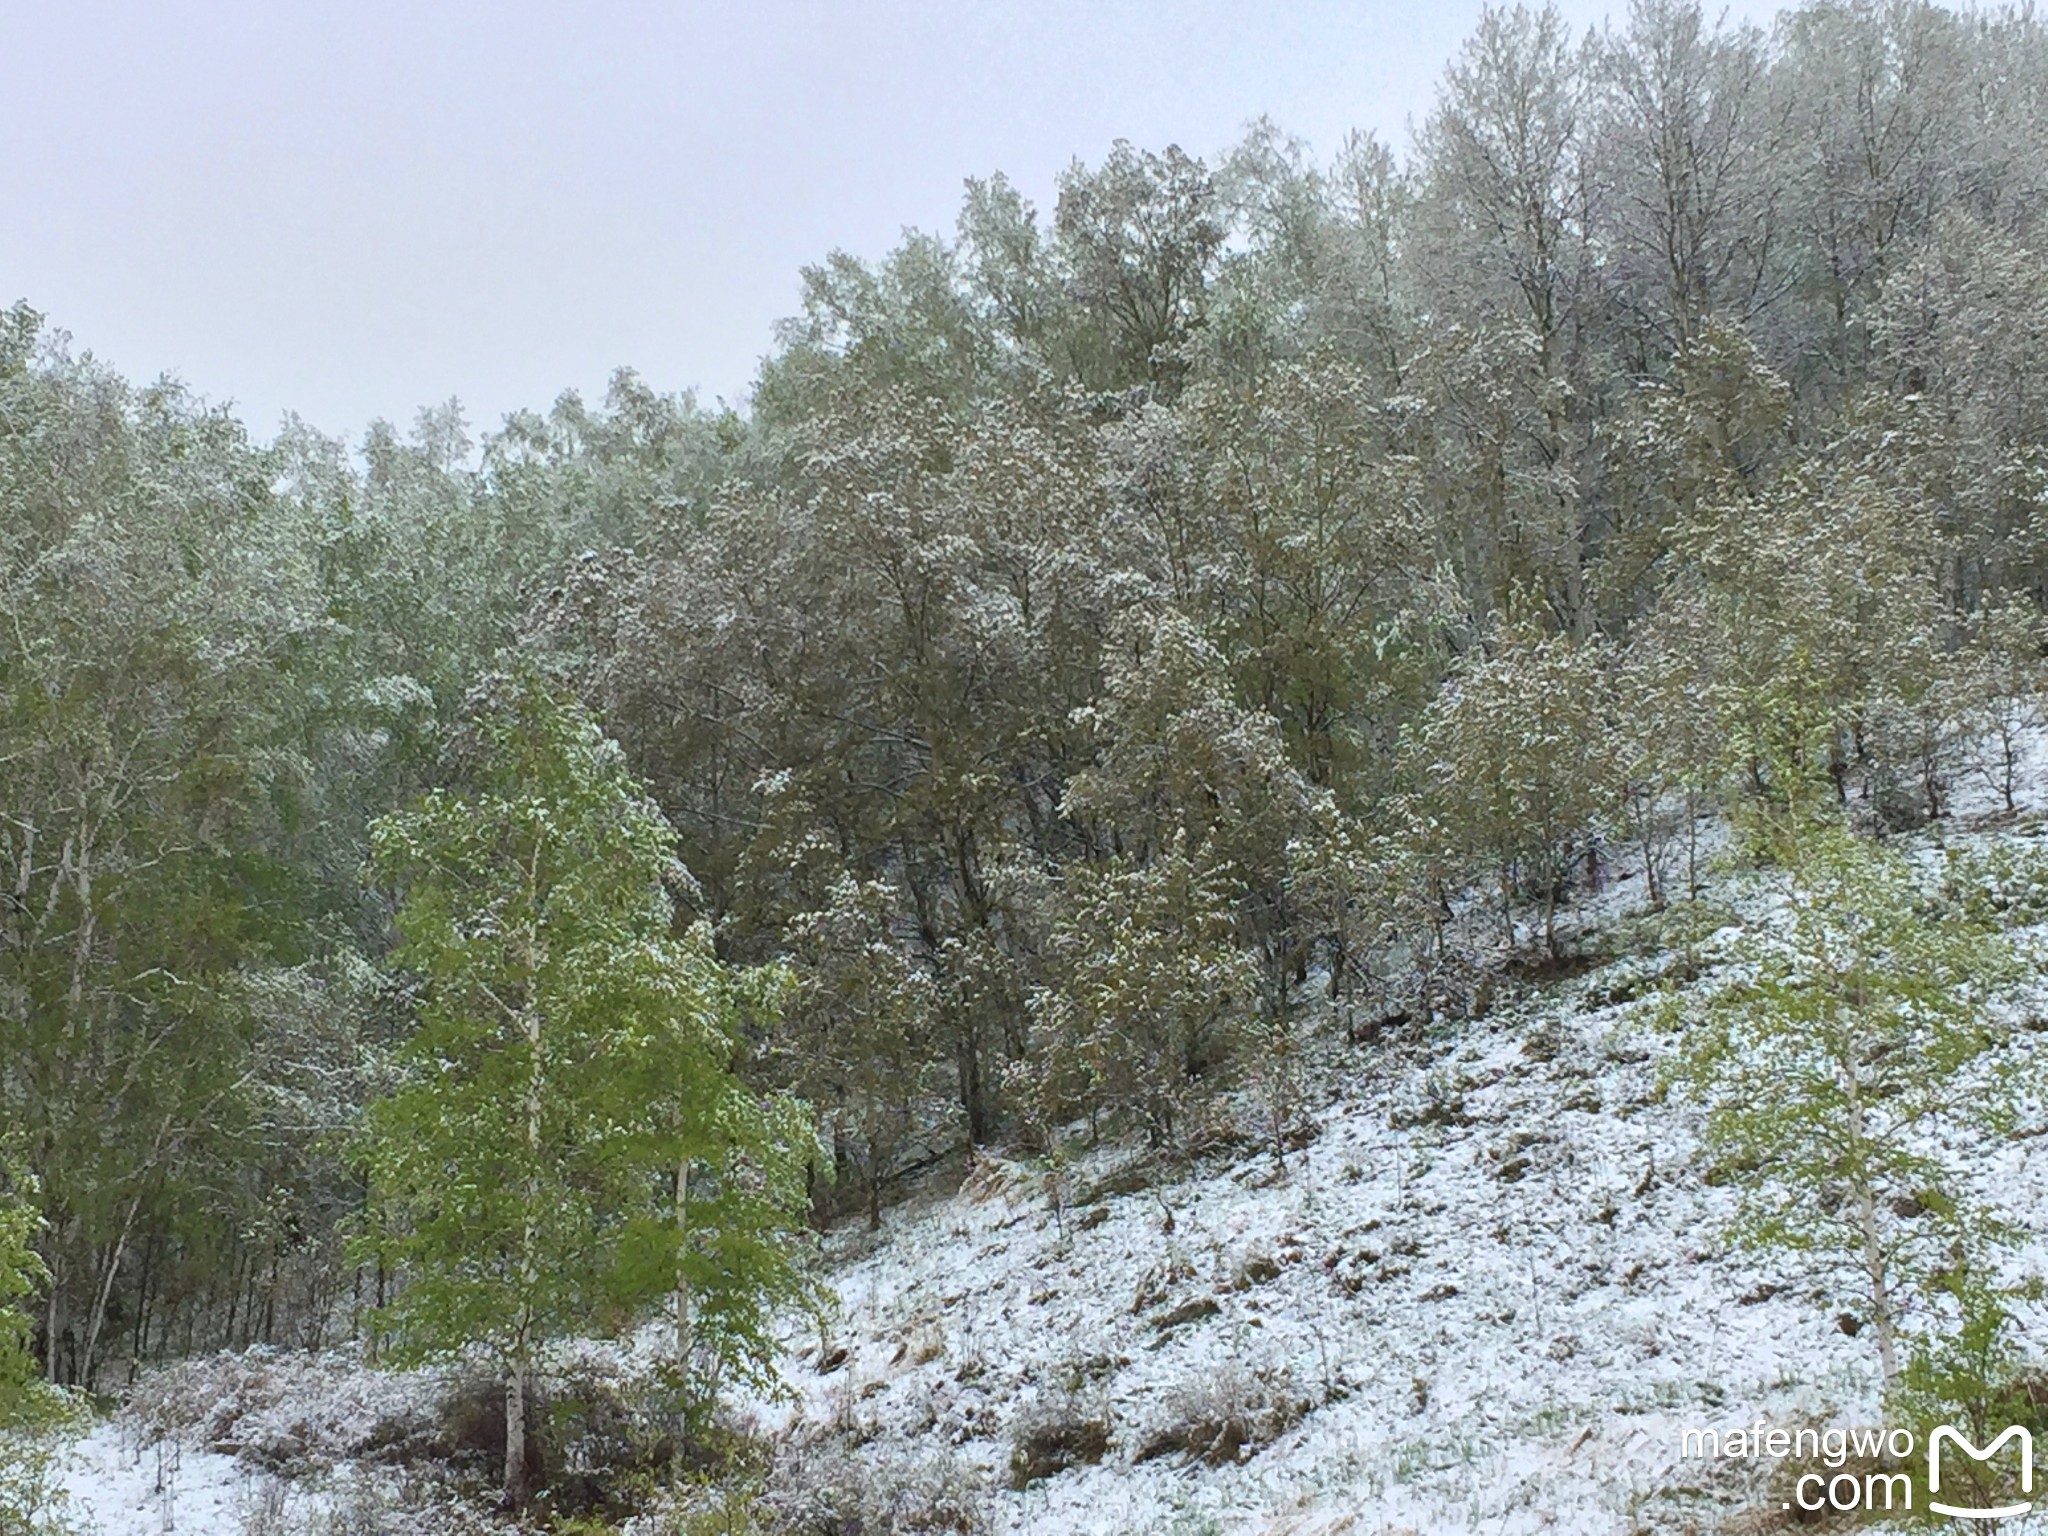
{"left": 730, "top": 987, "right": 1984, "bottom": 1532}
{"left": 57, "top": 1417, "right": 302, "bottom": 1536}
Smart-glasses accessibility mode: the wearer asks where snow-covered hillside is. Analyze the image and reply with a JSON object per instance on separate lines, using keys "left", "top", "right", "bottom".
{"left": 48, "top": 810, "right": 2048, "bottom": 1536}
{"left": 741, "top": 949, "right": 2047, "bottom": 1535}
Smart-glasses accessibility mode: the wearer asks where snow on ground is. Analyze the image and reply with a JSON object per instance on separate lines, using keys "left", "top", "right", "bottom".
{"left": 55, "top": 933, "right": 2048, "bottom": 1534}
{"left": 49, "top": 1347, "right": 472, "bottom": 1535}
{"left": 48, "top": 728, "right": 2048, "bottom": 1535}
{"left": 57, "top": 1416, "right": 301, "bottom": 1536}
{"left": 732, "top": 774, "right": 2048, "bottom": 1534}
{"left": 744, "top": 984, "right": 2048, "bottom": 1534}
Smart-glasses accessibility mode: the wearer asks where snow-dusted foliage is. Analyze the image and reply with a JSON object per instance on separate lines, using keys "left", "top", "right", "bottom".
{"left": 21, "top": 1, "right": 2048, "bottom": 1530}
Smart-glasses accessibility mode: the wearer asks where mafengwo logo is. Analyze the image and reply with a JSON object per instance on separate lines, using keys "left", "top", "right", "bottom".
{"left": 1928, "top": 1424, "right": 2033, "bottom": 1521}
{"left": 1681, "top": 1419, "right": 2033, "bottom": 1517}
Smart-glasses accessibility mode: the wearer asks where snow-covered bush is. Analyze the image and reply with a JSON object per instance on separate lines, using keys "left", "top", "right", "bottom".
{"left": 762, "top": 1439, "right": 988, "bottom": 1533}
{"left": 1005, "top": 1387, "right": 1112, "bottom": 1488}
{"left": 126, "top": 1347, "right": 443, "bottom": 1474}
{"left": 1132, "top": 1362, "right": 1308, "bottom": 1468}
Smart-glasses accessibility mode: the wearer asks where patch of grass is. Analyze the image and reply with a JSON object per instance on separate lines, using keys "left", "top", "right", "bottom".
{"left": 1133, "top": 1364, "right": 1309, "bottom": 1469}
{"left": 1007, "top": 1388, "right": 1112, "bottom": 1488}
{"left": 761, "top": 1440, "right": 988, "bottom": 1533}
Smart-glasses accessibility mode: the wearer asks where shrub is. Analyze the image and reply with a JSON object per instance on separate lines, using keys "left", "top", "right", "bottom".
{"left": 761, "top": 1439, "right": 987, "bottom": 1533}
{"left": 1006, "top": 1389, "right": 1112, "bottom": 1488}
{"left": 1133, "top": 1364, "right": 1307, "bottom": 1468}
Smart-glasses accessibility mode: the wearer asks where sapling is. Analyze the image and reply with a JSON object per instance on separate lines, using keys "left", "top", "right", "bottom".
{"left": 351, "top": 672, "right": 817, "bottom": 1507}
{"left": 1661, "top": 821, "right": 2029, "bottom": 1391}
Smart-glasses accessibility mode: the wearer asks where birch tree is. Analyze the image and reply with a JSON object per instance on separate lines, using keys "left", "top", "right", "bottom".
{"left": 353, "top": 671, "right": 814, "bottom": 1506}
{"left": 1661, "top": 823, "right": 2026, "bottom": 1390}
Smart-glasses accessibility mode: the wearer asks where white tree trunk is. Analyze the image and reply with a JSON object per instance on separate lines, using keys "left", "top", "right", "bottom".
{"left": 505, "top": 1357, "right": 528, "bottom": 1506}
{"left": 1843, "top": 1067, "right": 1899, "bottom": 1388}
{"left": 674, "top": 1158, "right": 692, "bottom": 1378}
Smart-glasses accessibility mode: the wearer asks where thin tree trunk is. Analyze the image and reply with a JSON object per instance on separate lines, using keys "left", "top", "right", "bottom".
{"left": 261, "top": 1246, "right": 280, "bottom": 1345}
{"left": 671, "top": 1155, "right": 694, "bottom": 1474}
{"left": 82, "top": 1117, "right": 174, "bottom": 1387}
{"left": 509, "top": 845, "right": 545, "bottom": 1509}
{"left": 1844, "top": 1068, "right": 1898, "bottom": 1388}
{"left": 132, "top": 1228, "right": 158, "bottom": 1370}
{"left": 370, "top": 1238, "right": 387, "bottom": 1364}
{"left": 1858, "top": 1179, "right": 1899, "bottom": 1389}
{"left": 1843, "top": 1056, "right": 1900, "bottom": 1392}
{"left": 673, "top": 1158, "right": 692, "bottom": 1384}
{"left": 508, "top": 1192, "right": 538, "bottom": 1501}
{"left": 224, "top": 1244, "right": 243, "bottom": 1351}
{"left": 80, "top": 1222, "right": 132, "bottom": 1389}
{"left": 505, "top": 1355, "right": 530, "bottom": 1509}
{"left": 43, "top": 1244, "right": 63, "bottom": 1385}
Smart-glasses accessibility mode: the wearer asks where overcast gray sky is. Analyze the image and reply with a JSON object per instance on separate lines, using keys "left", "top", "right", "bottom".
{"left": 6, "top": 1, "right": 1786, "bottom": 443}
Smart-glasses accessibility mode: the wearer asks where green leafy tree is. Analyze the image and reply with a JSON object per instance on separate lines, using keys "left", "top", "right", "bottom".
{"left": 1182, "top": 351, "right": 1430, "bottom": 797}
{"left": 1407, "top": 612, "right": 1615, "bottom": 956}
{"left": 0, "top": 1168, "right": 50, "bottom": 1435}
{"left": 1065, "top": 606, "right": 1320, "bottom": 1019}
{"left": 352, "top": 672, "right": 814, "bottom": 1507}
{"left": 1053, "top": 141, "right": 1225, "bottom": 395}
{"left": 1661, "top": 822, "right": 2028, "bottom": 1389}
{"left": 1031, "top": 834, "right": 1256, "bottom": 1149}
{"left": 0, "top": 1163, "right": 79, "bottom": 1535}
{"left": 0, "top": 311, "right": 343, "bottom": 1386}
{"left": 780, "top": 875, "right": 939, "bottom": 1230}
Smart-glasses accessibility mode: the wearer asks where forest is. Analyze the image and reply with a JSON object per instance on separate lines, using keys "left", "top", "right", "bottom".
{"left": 8, "top": 0, "right": 2048, "bottom": 1529}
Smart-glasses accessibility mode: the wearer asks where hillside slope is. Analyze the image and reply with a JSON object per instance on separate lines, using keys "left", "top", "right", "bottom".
{"left": 52, "top": 814, "right": 2048, "bottom": 1536}
{"left": 748, "top": 921, "right": 2046, "bottom": 1534}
